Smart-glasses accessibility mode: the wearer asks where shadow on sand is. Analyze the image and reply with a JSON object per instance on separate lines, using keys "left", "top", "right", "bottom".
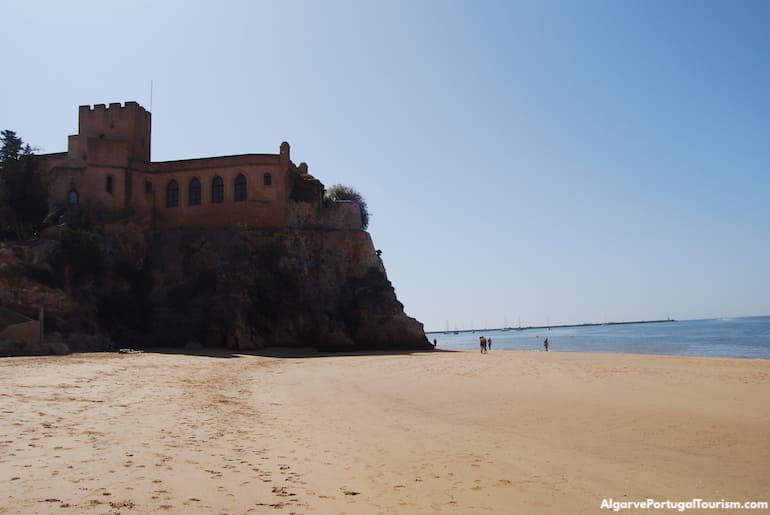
{"left": 142, "top": 346, "right": 458, "bottom": 360}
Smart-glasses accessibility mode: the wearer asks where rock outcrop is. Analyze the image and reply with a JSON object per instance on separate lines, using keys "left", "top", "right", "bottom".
{"left": 143, "top": 227, "right": 430, "bottom": 351}
{"left": 0, "top": 225, "right": 431, "bottom": 353}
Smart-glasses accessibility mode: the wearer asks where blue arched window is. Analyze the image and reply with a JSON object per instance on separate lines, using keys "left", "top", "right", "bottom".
{"left": 166, "top": 180, "right": 179, "bottom": 208}
{"left": 189, "top": 178, "right": 201, "bottom": 205}
{"left": 263, "top": 172, "right": 272, "bottom": 186}
{"left": 68, "top": 190, "right": 79, "bottom": 205}
{"left": 212, "top": 176, "right": 224, "bottom": 203}
{"left": 234, "top": 174, "right": 247, "bottom": 202}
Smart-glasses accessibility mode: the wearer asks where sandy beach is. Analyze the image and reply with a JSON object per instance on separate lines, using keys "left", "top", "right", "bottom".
{"left": 1, "top": 349, "right": 768, "bottom": 514}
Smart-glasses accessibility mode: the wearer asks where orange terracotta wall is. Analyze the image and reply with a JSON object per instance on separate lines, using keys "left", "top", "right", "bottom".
{"left": 136, "top": 159, "right": 289, "bottom": 229}
{"left": 47, "top": 164, "right": 129, "bottom": 214}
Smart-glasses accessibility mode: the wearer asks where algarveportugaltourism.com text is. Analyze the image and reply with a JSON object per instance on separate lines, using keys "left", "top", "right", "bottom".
{"left": 600, "top": 498, "right": 769, "bottom": 511}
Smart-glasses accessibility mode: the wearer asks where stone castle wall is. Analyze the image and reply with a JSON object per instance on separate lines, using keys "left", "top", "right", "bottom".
{"left": 37, "top": 102, "right": 339, "bottom": 231}
{"left": 288, "top": 200, "right": 362, "bottom": 230}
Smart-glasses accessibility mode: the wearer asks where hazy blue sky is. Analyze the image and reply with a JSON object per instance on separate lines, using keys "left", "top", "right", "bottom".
{"left": 3, "top": 0, "right": 769, "bottom": 331}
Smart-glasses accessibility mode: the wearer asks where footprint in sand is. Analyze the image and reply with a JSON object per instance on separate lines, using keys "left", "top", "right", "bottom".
{"left": 109, "top": 500, "right": 136, "bottom": 509}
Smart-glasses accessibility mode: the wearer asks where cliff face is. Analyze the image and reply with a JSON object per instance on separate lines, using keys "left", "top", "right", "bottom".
{"left": 0, "top": 226, "right": 431, "bottom": 352}
{"left": 142, "top": 227, "right": 429, "bottom": 350}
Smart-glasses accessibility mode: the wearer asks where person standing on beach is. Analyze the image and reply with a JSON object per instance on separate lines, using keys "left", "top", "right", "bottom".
{"left": 488, "top": 337, "right": 492, "bottom": 351}
{"left": 479, "top": 336, "right": 487, "bottom": 353}
{"left": 543, "top": 338, "right": 549, "bottom": 352}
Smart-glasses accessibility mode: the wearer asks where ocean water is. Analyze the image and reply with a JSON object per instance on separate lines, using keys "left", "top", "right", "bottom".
{"left": 427, "top": 316, "right": 770, "bottom": 359}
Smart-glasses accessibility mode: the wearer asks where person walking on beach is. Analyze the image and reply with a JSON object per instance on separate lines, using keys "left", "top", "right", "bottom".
{"left": 479, "top": 336, "right": 487, "bottom": 354}
{"left": 487, "top": 337, "right": 492, "bottom": 351}
{"left": 543, "top": 338, "right": 549, "bottom": 352}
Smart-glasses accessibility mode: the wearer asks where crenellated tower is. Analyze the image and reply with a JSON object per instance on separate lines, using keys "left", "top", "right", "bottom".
{"left": 69, "top": 101, "right": 151, "bottom": 163}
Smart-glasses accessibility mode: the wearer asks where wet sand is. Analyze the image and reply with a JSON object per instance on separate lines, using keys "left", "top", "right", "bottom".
{"left": 1, "top": 349, "right": 768, "bottom": 514}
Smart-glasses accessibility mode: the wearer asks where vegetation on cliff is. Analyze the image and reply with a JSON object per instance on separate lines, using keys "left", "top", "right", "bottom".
{"left": 0, "top": 130, "right": 48, "bottom": 240}
{"left": 325, "top": 184, "right": 370, "bottom": 230}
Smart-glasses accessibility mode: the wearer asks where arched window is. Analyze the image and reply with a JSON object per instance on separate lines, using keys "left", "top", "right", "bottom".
{"left": 106, "top": 175, "right": 113, "bottom": 194}
{"left": 68, "top": 190, "right": 79, "bottom": 206}
{"left": 189, "top": 178, "right": 201, "bottom": 205}
{"left": 234, "top": 174, "right": 247, "bottom": 202}
{"left": 144, "top": 181, "right": 153, "bottom": 194}
{"left": 212, "top": 176, "right": 224, "bottom": 203}
{"left": 166, "top": 180, "right": 179, "bottom": 208}
{"left": 263, "top": 172, "right": 272, "bottom": 186}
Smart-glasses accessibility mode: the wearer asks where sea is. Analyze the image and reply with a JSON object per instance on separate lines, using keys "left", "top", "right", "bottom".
{"left": 427, "top": 315, "right": 770, "bottom": 359}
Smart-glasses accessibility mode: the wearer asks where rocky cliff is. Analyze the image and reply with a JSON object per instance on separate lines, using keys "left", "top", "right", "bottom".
{"left": 0, "top": 225, "right": 431, "bottom": 353}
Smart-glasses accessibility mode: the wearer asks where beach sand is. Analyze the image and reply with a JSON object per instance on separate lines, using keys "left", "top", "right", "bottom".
{"left": 1, "top": 349, "right": 768, "bottom": 514}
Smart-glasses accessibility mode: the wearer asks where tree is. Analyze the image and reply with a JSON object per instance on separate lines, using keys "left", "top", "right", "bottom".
{"left": 325, "top": 184, "right": 370, "bottom": 230}
{"left": 1, "top": 130, "right": 47, "bottom": 240}
{"left": 1, "top": 130, "right": 22, "bottom": 161}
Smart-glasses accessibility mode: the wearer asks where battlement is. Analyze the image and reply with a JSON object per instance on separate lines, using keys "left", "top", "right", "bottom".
{"left": 79, "top": 101, "right": 147, "bottom": 113}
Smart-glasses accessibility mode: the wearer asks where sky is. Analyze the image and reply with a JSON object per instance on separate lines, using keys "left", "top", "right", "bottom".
{"left": 3, "top": 0, "right": 770, "bottom": 331}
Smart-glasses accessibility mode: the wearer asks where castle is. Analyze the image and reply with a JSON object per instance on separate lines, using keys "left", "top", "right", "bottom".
{"left": 36, "top": 102, "right": 360, "bottom": 230}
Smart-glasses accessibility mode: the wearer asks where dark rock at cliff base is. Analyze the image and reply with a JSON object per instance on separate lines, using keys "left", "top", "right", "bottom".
{"left": 318, "top": 328, "right": 356, "bottom": 352}
{"left": 66, "top": 332, "right": 114, "bottom": 352}
{"left": 0, "top": 339, "right": 71, "bottom": 357}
